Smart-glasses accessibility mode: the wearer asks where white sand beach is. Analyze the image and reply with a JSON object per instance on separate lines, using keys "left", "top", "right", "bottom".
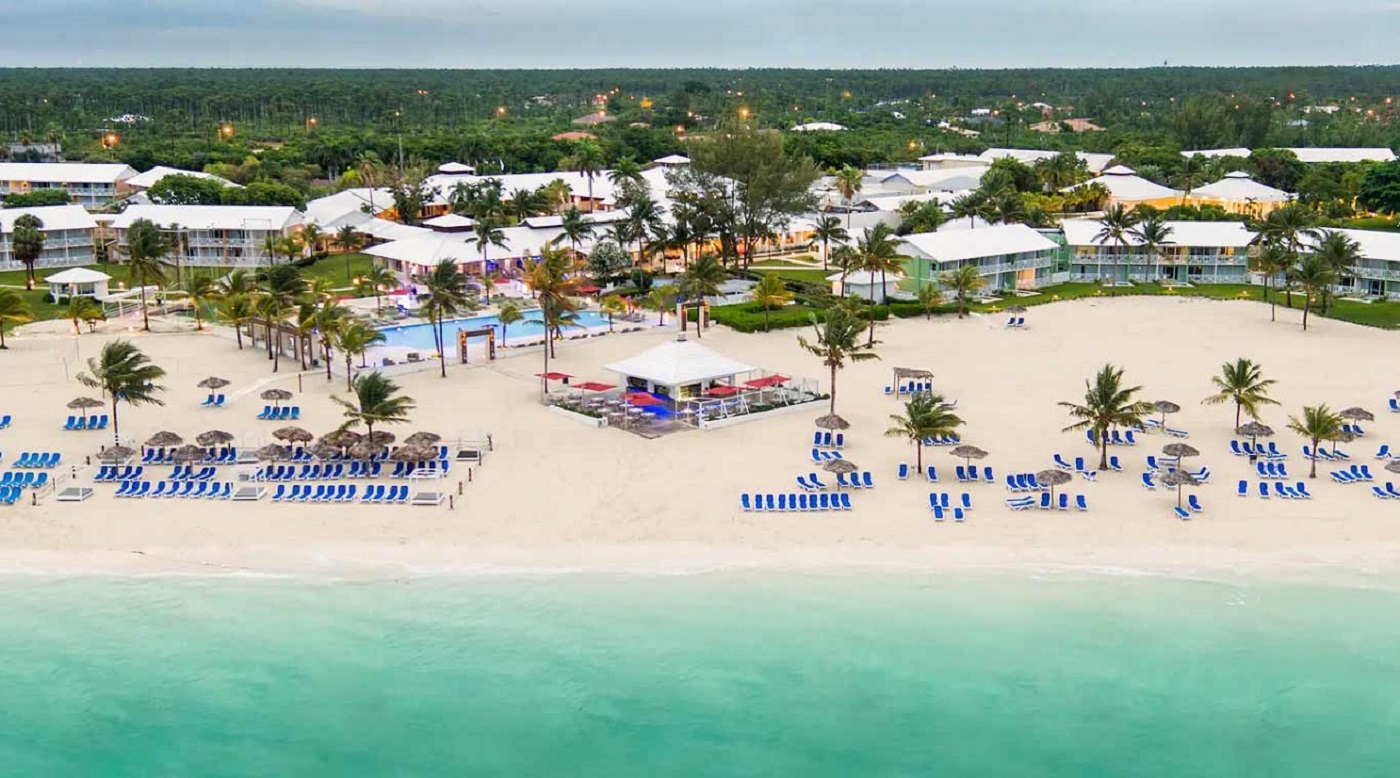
{"left": 1, "top": 296, "right": 1398, "bottom": 578}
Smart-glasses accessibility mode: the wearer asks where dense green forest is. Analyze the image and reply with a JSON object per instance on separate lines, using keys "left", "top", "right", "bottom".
{"left": 4, "top": 66, "right": 1399, "bottom": 195}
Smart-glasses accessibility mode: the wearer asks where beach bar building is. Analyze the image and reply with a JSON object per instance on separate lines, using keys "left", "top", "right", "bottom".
{"left": 1060, "top": 219, "right": 1257, "bottom": 284}
{"left": 605, "top": 335, "right": 755, "bottom": 400}
{"left": 899, "top": 224, "right": 1060, "bottom": 292}
{"left": 44, "top": 267, "right": 111, "bottom": 301}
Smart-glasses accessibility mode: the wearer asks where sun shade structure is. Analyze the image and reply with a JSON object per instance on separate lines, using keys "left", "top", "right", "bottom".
{"left": 254, "top": 444, "right": 290, "bottom": 461}
{"left": 1386, "top": 460, "right": 1400, "bottom": 475}
{"left": 706, "top": 385, "right": 744, "bottom": 397}
{"left": 1236, "top": 422, "right": 1274, "bottom": 439}
{"left": 366, "top": 431, "right": 396, "bottom": 446}
{"left": 1153, "top": 400, "right": 1181, "bottom": 427}
{"left": 145, "top": 431, "right": 183, "bottom": 448}
{"left": 319, "top": 429, "right": 363, "bottom": 449}
{"left": 391, "top": 443, "right": 440, "bottom": 462}
{"left": 272, "top": 426, "right": 314, "bottom": 443}
{"left": 1159, "top": 469, "right": 1201, "bottom": 508}
{"left": 260, "top": 388, "right": 294, "bottom": 403}
{"left": 1339, "top": 407, "right": 1375, "bottom": 422}
{"left": 573, "top": 382, "right": 616, "bottom": 392}
{"left": 195, "top": 430, "right": 235, "bottom": 447}
{"left": 625, "top": 393, "right": 665, "bottom": 407}
{"left": 403, "top": 431, "right": 442, "bottom": 446}
{"left": 170, "top": 444, "right": 210, "bottom": 463}
{"left": 536, "top": 372, "right": 572, "bottom": 381}
{"left": 197, "top": 376, "right": 231, "bottom": 389}
{"left": 1035, "top": 469, "right": 1072, "bottom": 499}
{"left": 744, "top": 375, "right": 790, "bottom": 389}
{"left": 347, "top": 440, "right": 383, "bottom": 461}
{"left": 814, "top": 414, "right": 851, "bottom": 431}
{"left": 1163, "top": 443, "right": 1201, "bottom": 460}
{"left": 68, "top": 396, "right": 105, "bottom": 409}
{"left": 823, "top": 458, "right": 858, "bottom": 474}
{"left": 949, "top": 445, "right": 988, "bottom": 465}
{"left": 605, "top": 335, "right": 755, "bottom": 399}
{"left": 99, "top": 445, "right": 136, "bottom": 461}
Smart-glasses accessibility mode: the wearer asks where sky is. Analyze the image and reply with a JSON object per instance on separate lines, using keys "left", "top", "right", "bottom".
{"left": 3, "top": 0, "right": 1400, "bottom": 69}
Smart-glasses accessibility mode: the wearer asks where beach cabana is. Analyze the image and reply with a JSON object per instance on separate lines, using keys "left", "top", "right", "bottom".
{"left": 45, "top": 267, "right": 111, "bottom": 302}
{"left": 604, "top": 335, "right": 755, "bottom": 400}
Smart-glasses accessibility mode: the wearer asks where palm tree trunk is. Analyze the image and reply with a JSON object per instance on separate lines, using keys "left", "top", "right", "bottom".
{"left": 325, "top": 342, "right": 333, "bottom": 380}
{"left": 265, "top": 320, "right": 274, "bottom": 360}
{"left": 140, "top": 285, "right": 150, "bottom": 331}
{"left": 1309, "top": 439, "right": 1318, "bottom": 478}
{"left": 0, "top": 322, "right": 7, "bottom": 348}
{"left": 110, "top": 395, "right": 120, "bottom": 443}
{"left": 1302, "top": 299, "right": 1310, "bottom": 331}
{"left": 345, "top": 353, "right": 354, "bottom": 391}
{"left": 829, "top": 363, "right": 838, "bottom": 415}
{"left": 234, "top": 321, "right": 243, "bottom": 349}
{"left": 437, "top": 316, "right": 447, "bottom": 378}
{"left": 915, "top": 441, "right": 923, "bottom": 470}
{"left": 1234, "top": 402, "right": 1242, "bottom": 432}
{"left": 1099, "top": 431, "right": 1109, "bottom": 471}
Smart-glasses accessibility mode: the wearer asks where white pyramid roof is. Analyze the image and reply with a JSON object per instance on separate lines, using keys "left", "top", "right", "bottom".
{"left": 605, "top": 336, "right": 755, "bottom": 387}
{"left": 45, "top": 267, "right": 111, "bottom": 284}
{"left": 1191, "top": 173, "right": 1292, "bottom": 203}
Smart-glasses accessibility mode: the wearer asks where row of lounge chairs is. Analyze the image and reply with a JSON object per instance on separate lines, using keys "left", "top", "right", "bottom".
{"left": 1239, "top": 480, "right": 1314, "bottom": 499}
{"left": 255, "top": 463, "right": 371, "bottom": 482}
{"left": 1332, "top": 465, "right": 1376, "bottom": 484}
{"left": 168, "top": 466, "right": 219, "bottom": 481}
{"left": 1142, "top": 469, "right": 1211, "bottom": 489}
{"left": 1301, "top": 445, "right": 1352, "bottom": 462}
{"left": 94, "top": 465, "right": 145, "bottom": 482}
{"left": 142, "top": 447, "right": 239, "bottom": 465}
{"left": 1144, "top": 455, "right": 1189, "bottom": 473}
{"left": 1087, "top": 429, "right": 1139, "bottom": 446}
{"left": 1391, "top": 398, "right": 1400, "bottom": 413}
{"left": 359, "top": 484, "right": 411, "bottom": 503}
{"left": 922, "top": 434, "right": 962, "bottom": 446}
{"left": 12, "top": 452, "right": 60, "bottom": 469}
{"left": 955, "top": 465, "right": 995, "bottom": 483}
{"left": 1172, "top": 498, "right": 1203, "bottom": 520}
{"left": 1006, "top": 493, "right": 1089, "bottom": 511}
{"left": 1004, "top": 472, "right": 1068, "bottom": 493}
{"left": 114, "top": 481, "right": 233, "bottom": 499}
{"left": 1256, "top": 462, "right": 1293, "bottom": 480}
{"left": 199, "top": 394, "right": 227, "bottom": 407}
{"left": 1053, "top": 454, "right": 1124, "bottom": 474}
{"left": 1003, "top": 316, "right": 1027, "bottom": 328}
{"left": 0, "top": 485, "right": 23, "bottom": 504}
{"left": 0, "top": 471, "right": 48, "bottom": 489}
{"left": 811, "top": 431, "right": 845, "bottom": 449}
{"left": 928, "top": 492, "right": 974, "bottom": 522}
{"left": 811, "top": 448, "right": 844, "bottom": 462}
{"left": 1342, "top": 423, "right": 1367, "bottom": 437}
{"left": 1369, "top": 483, "right": 1400, "bottom": 500}
{"left": 1229, "top": 440, "right": 1287, "bottom": 459}
{"left": 63, "top": 415, "right": 109, "bottom": 431}
{"left": 256, "top": 406, "right": 302, "bottom": 421}
{"left": 885, "top": 382, "right": 935, "bottom": 396}
{"left": 741, "top": 492, "right": 852, "bottom": 512}
{"left": 271, "top": 484, "right": 367, "bottom": 503}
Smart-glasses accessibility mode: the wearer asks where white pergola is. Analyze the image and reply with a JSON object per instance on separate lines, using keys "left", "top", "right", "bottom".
{"left": 604, "top": 335, "right": 756, "bottom": 400}
{"left": 45, "top": 267, "right": 111, "bottom": 301}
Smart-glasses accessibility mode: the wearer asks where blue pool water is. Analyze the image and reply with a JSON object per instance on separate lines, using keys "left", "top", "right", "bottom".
{"left": 376, "top": 309, "right": 610, "bottom": 351}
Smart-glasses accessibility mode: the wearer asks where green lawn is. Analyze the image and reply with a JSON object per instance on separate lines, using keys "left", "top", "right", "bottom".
{"left": 299, "top": 253, "right": 377, "bottom": 290}
{"left": 0, "top": 266, "right": 81, "bottom": 320}
{"left": 752, "top": 267, "right": 833, "bottom": 285}
{"left": 1344, "top": 216, "right": 1400, "bottom": 232}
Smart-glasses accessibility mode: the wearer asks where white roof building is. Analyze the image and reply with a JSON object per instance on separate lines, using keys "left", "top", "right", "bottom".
{"left": 303, "top": 188, "right": 394, "bottom": 225}
{"left": 901, "top": 224, "right": 1059, "bottom": 265}
{"left": 1282, "top": 147, "right": 1397, "bottom": 164}
{"left": 44, "top": 267, "right": 111, "bottom": 285}
{"left": 979, "top": 148, "right": 1116, "bottom": 174}
{"left": 125, "top": 166, "right": 238, "bottom": 191}
{"left": 363, "top": 225, "right": 573, "bottom": 271}
{"left": 0, "top": 204, "right": 97, "bottom": 232}
{"left": 1064, "top": 165, "right": 1182, "bottom": 204}
{"left": 791, "top": 122, "right": 848, "bottom": 132}
{"left": 605, "top": 335, "right": 755, "bottom": 391}
{"left": 1189, "top": 172, "right": 1293, "bottom": 214}
{"left": 0, "top": 162, "right": 137, "bottom": 185}
{"left": 652, "top": 154, "right": 691, "bottom": 167}
{"left": 1180, "top": 148, "right": 1252, "bottom": 159}
{"left": 1060, "top": 218, "right": 1256, "bottom": 249}
{"left": 423, "top": 213, "right": 476, "bottom": 231}
{"left": 105, "top": 205, "right": 302, "bottom": 232}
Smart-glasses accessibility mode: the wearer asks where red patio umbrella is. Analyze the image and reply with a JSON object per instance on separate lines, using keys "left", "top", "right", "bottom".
{"left": 626, "top": 393, "right": 664, "bottom": 406}
{"left": 574, "top": 381, "right": 615, "bottom": 392}
{"left": 744, "top": 375, "right": 790, "bottom": 388}
{"left": 536, "top": 372, "right": 573, "bottom": 381}
{"left": 706, "top": 385, "right": 744, "bottom": 397}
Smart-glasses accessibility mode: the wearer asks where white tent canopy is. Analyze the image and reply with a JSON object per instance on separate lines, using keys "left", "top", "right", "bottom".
{"left": 605, "top": 335, "right": 755, "bottom": 395}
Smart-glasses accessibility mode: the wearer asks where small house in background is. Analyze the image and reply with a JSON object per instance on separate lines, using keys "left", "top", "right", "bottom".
{"left": 828, "top": 270, "right": 901, "bottom": 304}
{"left": 45, "top": 267, "right": 111, "bottom": 301}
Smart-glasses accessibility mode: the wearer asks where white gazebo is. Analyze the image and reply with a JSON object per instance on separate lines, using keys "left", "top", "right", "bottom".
{"left": 828, "top": 270, "right": 898, "bottom": 303}
{"left": 604, "top": 334, "right": 756, "bottom": 400}
{"left": 45, "top": 267, "right": 111, "bottom": 301}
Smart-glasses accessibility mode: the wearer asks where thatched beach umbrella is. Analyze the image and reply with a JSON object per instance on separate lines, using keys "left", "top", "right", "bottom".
{"left": 272, "top": 426, "right": 314, "bottom": 444}
{"left": 949, "top": 444, "right": 989, "bottom": 467}
{"left": 1339, "top": 407, "right": 1375, "bottom": 422}
{"left": 1159, "top": 469, "right": 1200, "bottom": 509}
{"left": 366, "top": 430, "right": 396, "bottom": 447}
{"left": 890, "top": 367, "right": 934, "bottom": 396}
{"left": 195, "top": 430, "right": 235, "bottom": 447}
{"left": 391, "top": 443, "right": 439, "bottom": 462}
{"left": 1236, "top": 421, "right": 1274, "bottom": 461}
{"left": 347, "top": 440, "right": 383, "bottom": 461}
{"left": 310, "top": 441, "right": 343, "bottom": 460}
{"left": 197, "top": 376, "right": 231, "bottom": 389}
{"left": 815, "top": 413, "right": 850, "bottom": 431}
{"left": 403, "top": 431, "right": 442, "bottom": 447}
{"left": 68, "top": 396, "right": 105, "bottom": 410}
{"left": 99, "top": 444, "right": 136, "bottom": 462}
{"left": 1163, "top": 442, "right": 1201, "bottom": 469}
{"left": 170, "top": 444, "right": 210, "bottom": 463}
{"left": 1005, "top": 305, "right": 1027, "bottom": 314}
{"left": 1386, "top": 460, "right": 1400, "bottom": 475}
{"left": 260, "top": 388, "right": 294, "bottom": 406}
{"left": 145, "top": 431, "right": 183, "bottom": 448}
{"left": 1153, "top": 400, "right": 1181, "bottom": 428}
{"left": 1035, "top": 469, "right": 1072, "bottom": 500}
{"left": 319, "top": 428, "right": 363, "bottom": 449}
{"left": 254, "top": 444, "right": 290, "bottom": 461}
{"left": 822, "top": 458, "right": 859, "bottom": 489}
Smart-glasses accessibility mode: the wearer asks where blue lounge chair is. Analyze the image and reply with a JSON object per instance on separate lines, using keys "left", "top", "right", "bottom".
{"left": 1107, "top": 456, "right": 1122, "bottom": 472}
{"left": 764, "top": 494, "right": 775, "bottom": 511}
{"left": 1026, "top": 473, "right": 1042, "bottom": 491}
{"left": 1376, "top": 445, "right": 1394, "bottom": 460}
{"left": 837, "top": 493, "right": 851, "bottom": 510}
{"left": 795, "top": 494, "right": 809, "bottom": 510}
{"left": 200, "top": 394, "right": 215, "bottom": 407}
{"left": 932, "top": 504, "right": 946, "bottom": 521}
{"left": 834, "top": 433, "right": 845, "bottom": 449}
{"left": 1110, "top": 430, "right": 1126, "bottom": 446}
{"left": 1075, "top": 495, "right": 1088, "bottom": 512}
{"left": 953, "top": 507, "right": 966, "bottom": 522}
{"left": 812, "top": 431, "right": 823, "bottom": 447}
{"left": 883, "top": 385, "right": 893, "bottom": 396}
{"left": 777, "top": 494, "right": 789, "bottom": 511}
{"left": 62, "top": 415, "right": 77, "bottom": 430}
{"left": 1373, "top": 486, "right": 1391, "bottom": 499}
{"left": 982, "top": 467, "right": 993, "bottom": 482}
{"left": 257, "top": 406, "right": 272, "bottom": 420}
{"left": 213, "top": 394, "right": 226, "bottom": 407}
{"left": 1392, "top": 398, "right": 1400, "bottom": 413}
{"left": 1236, "top": 480, "right": 1248, "bottom": 497}
{"left": 835, "top": 473, "right": 851, "bottom": 489}
{"left": 290, "top": 407, "right": 300, "bottom": 420}
{"left": 796, "top": 475, "right": 814, "bottom": 491}
{"left": 1141, "top": 473, "right": 1156, "bottom": 490}
{"left": 1174, "top": 506, "right": 1191, "bottom": 520}
{"left": 897, "top": 463, "right": 909, "bottom": 481}
{"left": 1265, "top": 442, "right": 1285, "bottom": 460}
{"left": 861, "top": 472, "right": 874, "bottom": 488}
{"left": 1293, "top": 482, "right": 1313, "bottom": 499}
{"left": 1038, "top": 492, "right": 1052, "bottom": 510}
{"left": 1054, "top": 454, "right": 1073, "bottom": 470}
{"left": 955, "top": 466, "right": 967, "bottom": 482}
{"left": 809, "top": 474, "right": 826, "bottom": 489}
{"left": 1187, "top": 494, "right": 1204, "bottom": 513}
{"left": 1086, "top": 430, "right": 1097, "bottom": 446}
{"left": 1145, "top": 456, "right": 1161, "bottom": 472}
{"left": 1057, "top": 493, "right": 1070, "bottom": 511}
{"left": 1123, "top": 430, "right": 1138, "bottom": 446}
{"left": 820, "top": 432, "right": 833, "bottom": 448}
{"left": 816, "top": 493, "right": 830, "bottom": 510}
{"left": 1005, "top": 496, "right": 1036, "bottom": 511}
{"left": 1166, "top": 428, "right": 1189, "bottom": 439}
{"left": 923, "top": 466, "right": 937, "bottom": 482}
{"left": 0, "top": 415, "right": 9, "bottom": 429}
{"left": 959, "top": 493, "right": 972, "bottom": 511}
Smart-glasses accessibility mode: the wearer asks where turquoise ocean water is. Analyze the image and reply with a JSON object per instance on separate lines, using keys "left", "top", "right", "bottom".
{"left": 1, "top": 572, "right": 1398, "bottom": 777}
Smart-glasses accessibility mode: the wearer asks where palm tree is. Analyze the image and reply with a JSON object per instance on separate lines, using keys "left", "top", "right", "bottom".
{"left": 312, "top": 302, "right": 348, "bottom": 381}
{"left": 527, "top": 246, "right": 582, "bottom": 388}
{"left": 0, "top": 289, "right": 34, "bottom": 348}
{"left": 333, "top": 371, "right": 415, "bottom": 441}
{"left": 950, "top": 193, "right": 988, "bottom": 227}
{"left": 1059, "top": 363, "right": 1153, "bottom": 471}
{"left": 122, "top": 218, "right": 171, "bottom": 331}
{"left": 856, "top": 223, "right": 903, "bottom": 344}
{"left": 1092, "top": 204, "right": 1140, "bottom": 283}
{"left": 1312, "top": 230, "right": 1361, "bottom": 314}
{"left": 67, "top": 295, "right": 101, "bottom": 334}
{"left": 677, "top": 256, "right": 725, "bottom": 337}
{"left": 644, "top": 285, "right": 678, "bottom": 325}
{"left": 1287, "top": 404, "right": 1342, "bottom": 478}
{"left": 335, "top": 224, "right": 365, "bottom": 278}
{"left": 555, "top": 206, "right": 595, "bottom": 259}
{"left": 940, "top": 264, "right": 986, "bottom": 319}
{"left": 749, "top": 273, "right": 794, "bottom": 332}
{"left": 216, "top": 293, "right": 255, "bottom": 349}
{"left": 355, "top": 264, "right": 397, "bottom": 313}
{"left": 1202, "top": 358, "right": 1280, "bottom": 430}
{"left": 1289, "top": 254, "right": 1338, "bottom": 332}
{"left": 810, "top": 216, "right": 849, "bottom": 270}
{"left": 259, "top": 264, "right": 304, "bottom": 372}
{"left": 466, "top": 219, "right": 508, "bottom": 302}
{"left": 76, "top": 339, "right": 166, "bottom": 443}
{"left": 10, "top": 213, "right": 45, "bottom": 290}
{"left": 420, "top": 259, "right": 470, "bottom": 377}
{"left": 334, "top": 319, "right": 384, "bottom": 390}
{"left": 181, "top": 274, "right": 222, "bottom": 330}
{"left": 917, "top": 285, "right": 942, "bottom": 320}
{"left": 607, "top": 156, "right": 644, "bottom": 189}
{"left": 497, "top": 300, "right": 523, "bottom": 343}
{"left": 1255, "top": 203, "right": 1317, "bottom": 307}
{"left": 541, "top": 178, "right": 573, "bottom": 213}
{"left": 885, "top": 391, "right": 963, "bottom": 471}
{"left": 1174, "top": 155, "right": 1208, "bottom": 202}
{"left": 599, "top": 295, "right": 628, "bottom": 332}
{"left": 564, "top": 142, "right": 606, "bottom": 212}
{"left": 301, "top": 222, "right": 324, "bottom": 256}
{"left": 1251, "top": 240, "right": 1292, "bottom": 321}
{"left": 1130, "top": 214, "right": 1174, "bottom": 283}
{"left": 797, "top": 305, "right": 880, "bottom": 415}
{"left": 832, "top": 165, "right": 863, "bottom": 230}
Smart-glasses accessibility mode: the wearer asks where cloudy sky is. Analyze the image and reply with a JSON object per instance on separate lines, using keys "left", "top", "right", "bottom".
{"left": 3, "top": 0, "right": 1399, "bottom": 68}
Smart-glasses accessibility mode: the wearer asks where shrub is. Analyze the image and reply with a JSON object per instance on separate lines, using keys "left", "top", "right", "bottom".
{"left": 707, "top": 303, "right": 826, "bottom": 333}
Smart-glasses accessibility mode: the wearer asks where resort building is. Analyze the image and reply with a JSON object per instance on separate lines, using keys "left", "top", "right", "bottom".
{"left": 102, "top": 205, "right": 303, "bottom": 267}
{"left": 899, "top": 223, "right": 1060, "bottom": 292}
{"left": 362, "top": 224, "right": 578, "bottom": 279}
{"left": 1180, "top": 147, "right": 1397, "bottom": 164}
{"left": 980, "top": 148, "right": 1117, "bottom": 175}
{"left": 1063, "top": 165, "right": 1183, "bottom": 210}
{"left": 1306, "top": 229, "right": 1400, "bottom": 299}
{"left": 0, "top": 205, "right": 99, "bottom": 271}
{"left": 124, "top": 166, "right": 238, "bottom": 192}
{"left": 0, "top": 162, "right": 137, "bottom": 208}
{"left": 1187, "top": 172, "right": 1293, "bottom": 217}
{"left": 916, "top": 153, "right": 989, "bottom": 172}
{"left": 1060, "top": 219, "right": 1256, "bottom": 284}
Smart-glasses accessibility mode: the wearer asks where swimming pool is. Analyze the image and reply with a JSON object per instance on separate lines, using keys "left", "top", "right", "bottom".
{"left": 374, "top": 309, "right": 612, "bottom": 351}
